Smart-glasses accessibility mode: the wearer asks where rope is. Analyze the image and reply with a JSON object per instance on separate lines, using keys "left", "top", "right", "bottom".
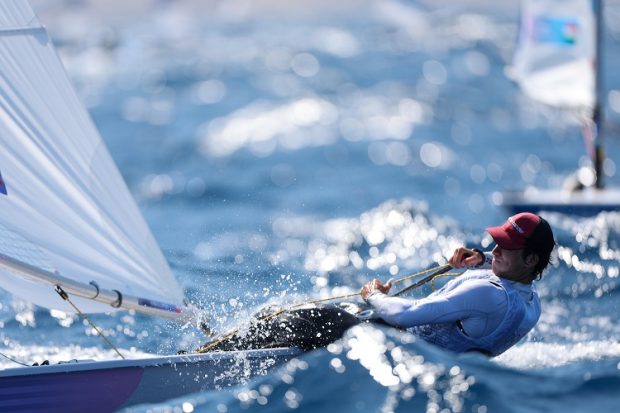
{"left": 430, "top": 273, "right": 461, "bottom": 290}
{"left": 195, "top": 263, "right": 457, "bottom": 353}
{"left": 391, "top": 264, "right": 453, "bottom": 297}
{"left": 0, "top": 350, "right": 30, "bottom": 367}
{"left": 55, "top": 286, "right": 125, "bottom": 360}
{"left": 392, "top": 264, "right": 453, "bottom": 284}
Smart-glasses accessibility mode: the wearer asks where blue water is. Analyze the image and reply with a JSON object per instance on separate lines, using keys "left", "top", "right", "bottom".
{"left": 3, "top": 1, "right": 620, "bottom": 412}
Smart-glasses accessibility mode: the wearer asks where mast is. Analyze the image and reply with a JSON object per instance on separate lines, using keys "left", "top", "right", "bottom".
{"left": 593, "top": 0, "right": 604, "bottom": 188}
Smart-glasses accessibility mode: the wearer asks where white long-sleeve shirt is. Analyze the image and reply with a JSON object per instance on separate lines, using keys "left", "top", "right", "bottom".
{"left": 366, "top": 254, "right": 539, "bottom": 339}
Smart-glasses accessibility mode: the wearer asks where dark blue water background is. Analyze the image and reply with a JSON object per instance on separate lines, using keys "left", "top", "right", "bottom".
{"left": 3, "top": 1, "right": 620, "bottom": 412}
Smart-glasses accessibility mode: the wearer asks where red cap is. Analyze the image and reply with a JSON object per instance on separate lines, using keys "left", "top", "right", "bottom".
{"left": 486, "top": 213, "right": 552, "bottom": 251}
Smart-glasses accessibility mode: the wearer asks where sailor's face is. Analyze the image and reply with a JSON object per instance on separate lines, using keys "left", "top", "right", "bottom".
{"left": 491, "top": 245, "right": 533, "bottom": 282}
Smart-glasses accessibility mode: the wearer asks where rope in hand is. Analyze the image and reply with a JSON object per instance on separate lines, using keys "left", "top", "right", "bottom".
{"left": 55, "top": 286, "right": 125, "bottom": 360}
{"left": 195, "top": 263, "right": 456, "bottom": 353}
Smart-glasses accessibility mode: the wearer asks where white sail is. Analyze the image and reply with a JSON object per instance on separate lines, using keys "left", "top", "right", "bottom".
{"left": 511, "top": 0, "right": 596, "bottom": 109}
{"left": 0, "top": 0, "right": 184, "bottom": 314}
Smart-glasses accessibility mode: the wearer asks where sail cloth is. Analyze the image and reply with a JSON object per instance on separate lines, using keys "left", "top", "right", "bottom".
{"left": 0, "top": 0, "right": 184, "bottom": 314}
{"left": 511, "top": 0, "right": 596, "bottom": 109}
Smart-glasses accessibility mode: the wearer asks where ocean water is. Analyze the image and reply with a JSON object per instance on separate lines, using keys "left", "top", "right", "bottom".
{"left": 3, "top": 0, "right": 620, "bottom": 412}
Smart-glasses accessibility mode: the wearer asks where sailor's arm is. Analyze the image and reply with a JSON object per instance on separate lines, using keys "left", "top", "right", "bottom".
{"left": 361, "top": 278, "right": 506, "bottom": 331}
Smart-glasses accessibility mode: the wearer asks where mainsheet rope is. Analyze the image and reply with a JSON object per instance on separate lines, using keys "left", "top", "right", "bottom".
{"left": 55, "top": 286, "right": 125, "bottom": 359}
{"left": 195, "top": 263, "right": 458, "bottom": 353}
{"left": 0, "top": 350, "right": 30, "bottom": 367}
{"left": 1, "top": 286, "right": 126, "bottom": 367}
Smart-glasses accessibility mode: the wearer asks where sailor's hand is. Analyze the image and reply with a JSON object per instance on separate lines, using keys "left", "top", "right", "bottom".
{"left": 448, "top": 247, "right": 483, "bottom": 268}
{"left": 361, "top": 279, "right": 392, "bottom": 300}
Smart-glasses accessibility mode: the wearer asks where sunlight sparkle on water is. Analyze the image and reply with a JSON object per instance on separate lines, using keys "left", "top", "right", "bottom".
{"left": 301, "top": 200, "right": 462, "bottom": 278}
{"left": 340, "top": 325, "right": 472, "bottom": 412}
{"left": 199, "top": 98, "right": 337, "bottom": 157}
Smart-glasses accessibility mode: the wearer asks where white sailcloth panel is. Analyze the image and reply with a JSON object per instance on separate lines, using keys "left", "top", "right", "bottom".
{"left": 511, "top": 0, "right": 595, "bottom": 109}
{"left": 0, "top": 1, "right": 184, "bottom": 313}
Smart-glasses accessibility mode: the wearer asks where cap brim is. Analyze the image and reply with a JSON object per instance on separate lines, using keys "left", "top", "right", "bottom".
{"left": 486, "top": 226, "right": 526, "bottom": 250}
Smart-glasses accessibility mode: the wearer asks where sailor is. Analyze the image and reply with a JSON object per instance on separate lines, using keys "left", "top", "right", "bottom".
{"left": 360, "top": 212, "right": 555, "bottom": 357}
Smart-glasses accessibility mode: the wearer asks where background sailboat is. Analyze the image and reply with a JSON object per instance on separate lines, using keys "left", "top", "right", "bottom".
{"left": 500, "top": 0, "right": 620, "bottom": 215}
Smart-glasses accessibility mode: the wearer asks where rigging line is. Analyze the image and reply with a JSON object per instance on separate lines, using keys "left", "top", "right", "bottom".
{"left": 391, "top": 265, "right": 453, "bottom": 297}
{"left": 391, "top": 264, "right": 453, "bottom": 285}
{"left": 195, "top": 264, "right": 456, "bottom": 353}
{"left": 581, "top": 116, "right": 596, "bottom": 161}
{"left": 269, "top": 264, "right": 454, "bottom": 309}
{"left": 0, "top": 350, "right": 30, "bottom": 367}
{"left": 55, "top": 286, "right": 125, "bottom": 360}
{"left": 430, "top": 273, "right": 461, "bottom": 291}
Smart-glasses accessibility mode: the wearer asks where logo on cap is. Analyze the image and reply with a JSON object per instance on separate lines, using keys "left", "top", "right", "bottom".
{"left": 508, "top": 217, "right": 525, "bottom": 234}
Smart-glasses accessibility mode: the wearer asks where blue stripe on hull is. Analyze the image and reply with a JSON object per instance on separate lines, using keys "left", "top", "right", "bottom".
{"left": 0, "top": 349, "right": 300, "bottom": 411}
{"left": 0, "top": 367, "right": 142, "bottom": 413}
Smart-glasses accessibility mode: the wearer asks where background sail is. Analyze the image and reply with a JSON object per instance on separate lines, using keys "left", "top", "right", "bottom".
{"left": 0, "top": 0, "right": 184, "bottom": 313}
{"left": 511, "top": 0, "right": 596, "bottom": 109}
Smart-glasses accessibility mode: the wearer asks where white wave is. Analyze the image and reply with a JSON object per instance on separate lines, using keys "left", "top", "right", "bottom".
{"left": 495, "top": 340, "right": 620, "bottom": 370}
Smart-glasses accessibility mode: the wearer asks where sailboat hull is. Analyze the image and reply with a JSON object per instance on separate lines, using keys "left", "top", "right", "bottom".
{"left": 500, "top": 188, "right": 620, "bottom": 216}
{"left": 0, "top": 349, "right": 300, "bottom": 412}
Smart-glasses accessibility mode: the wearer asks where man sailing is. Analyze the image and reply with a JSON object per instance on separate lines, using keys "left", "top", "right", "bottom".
{"left": 361, "top": 212, "right": 555, "bottom": 357}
